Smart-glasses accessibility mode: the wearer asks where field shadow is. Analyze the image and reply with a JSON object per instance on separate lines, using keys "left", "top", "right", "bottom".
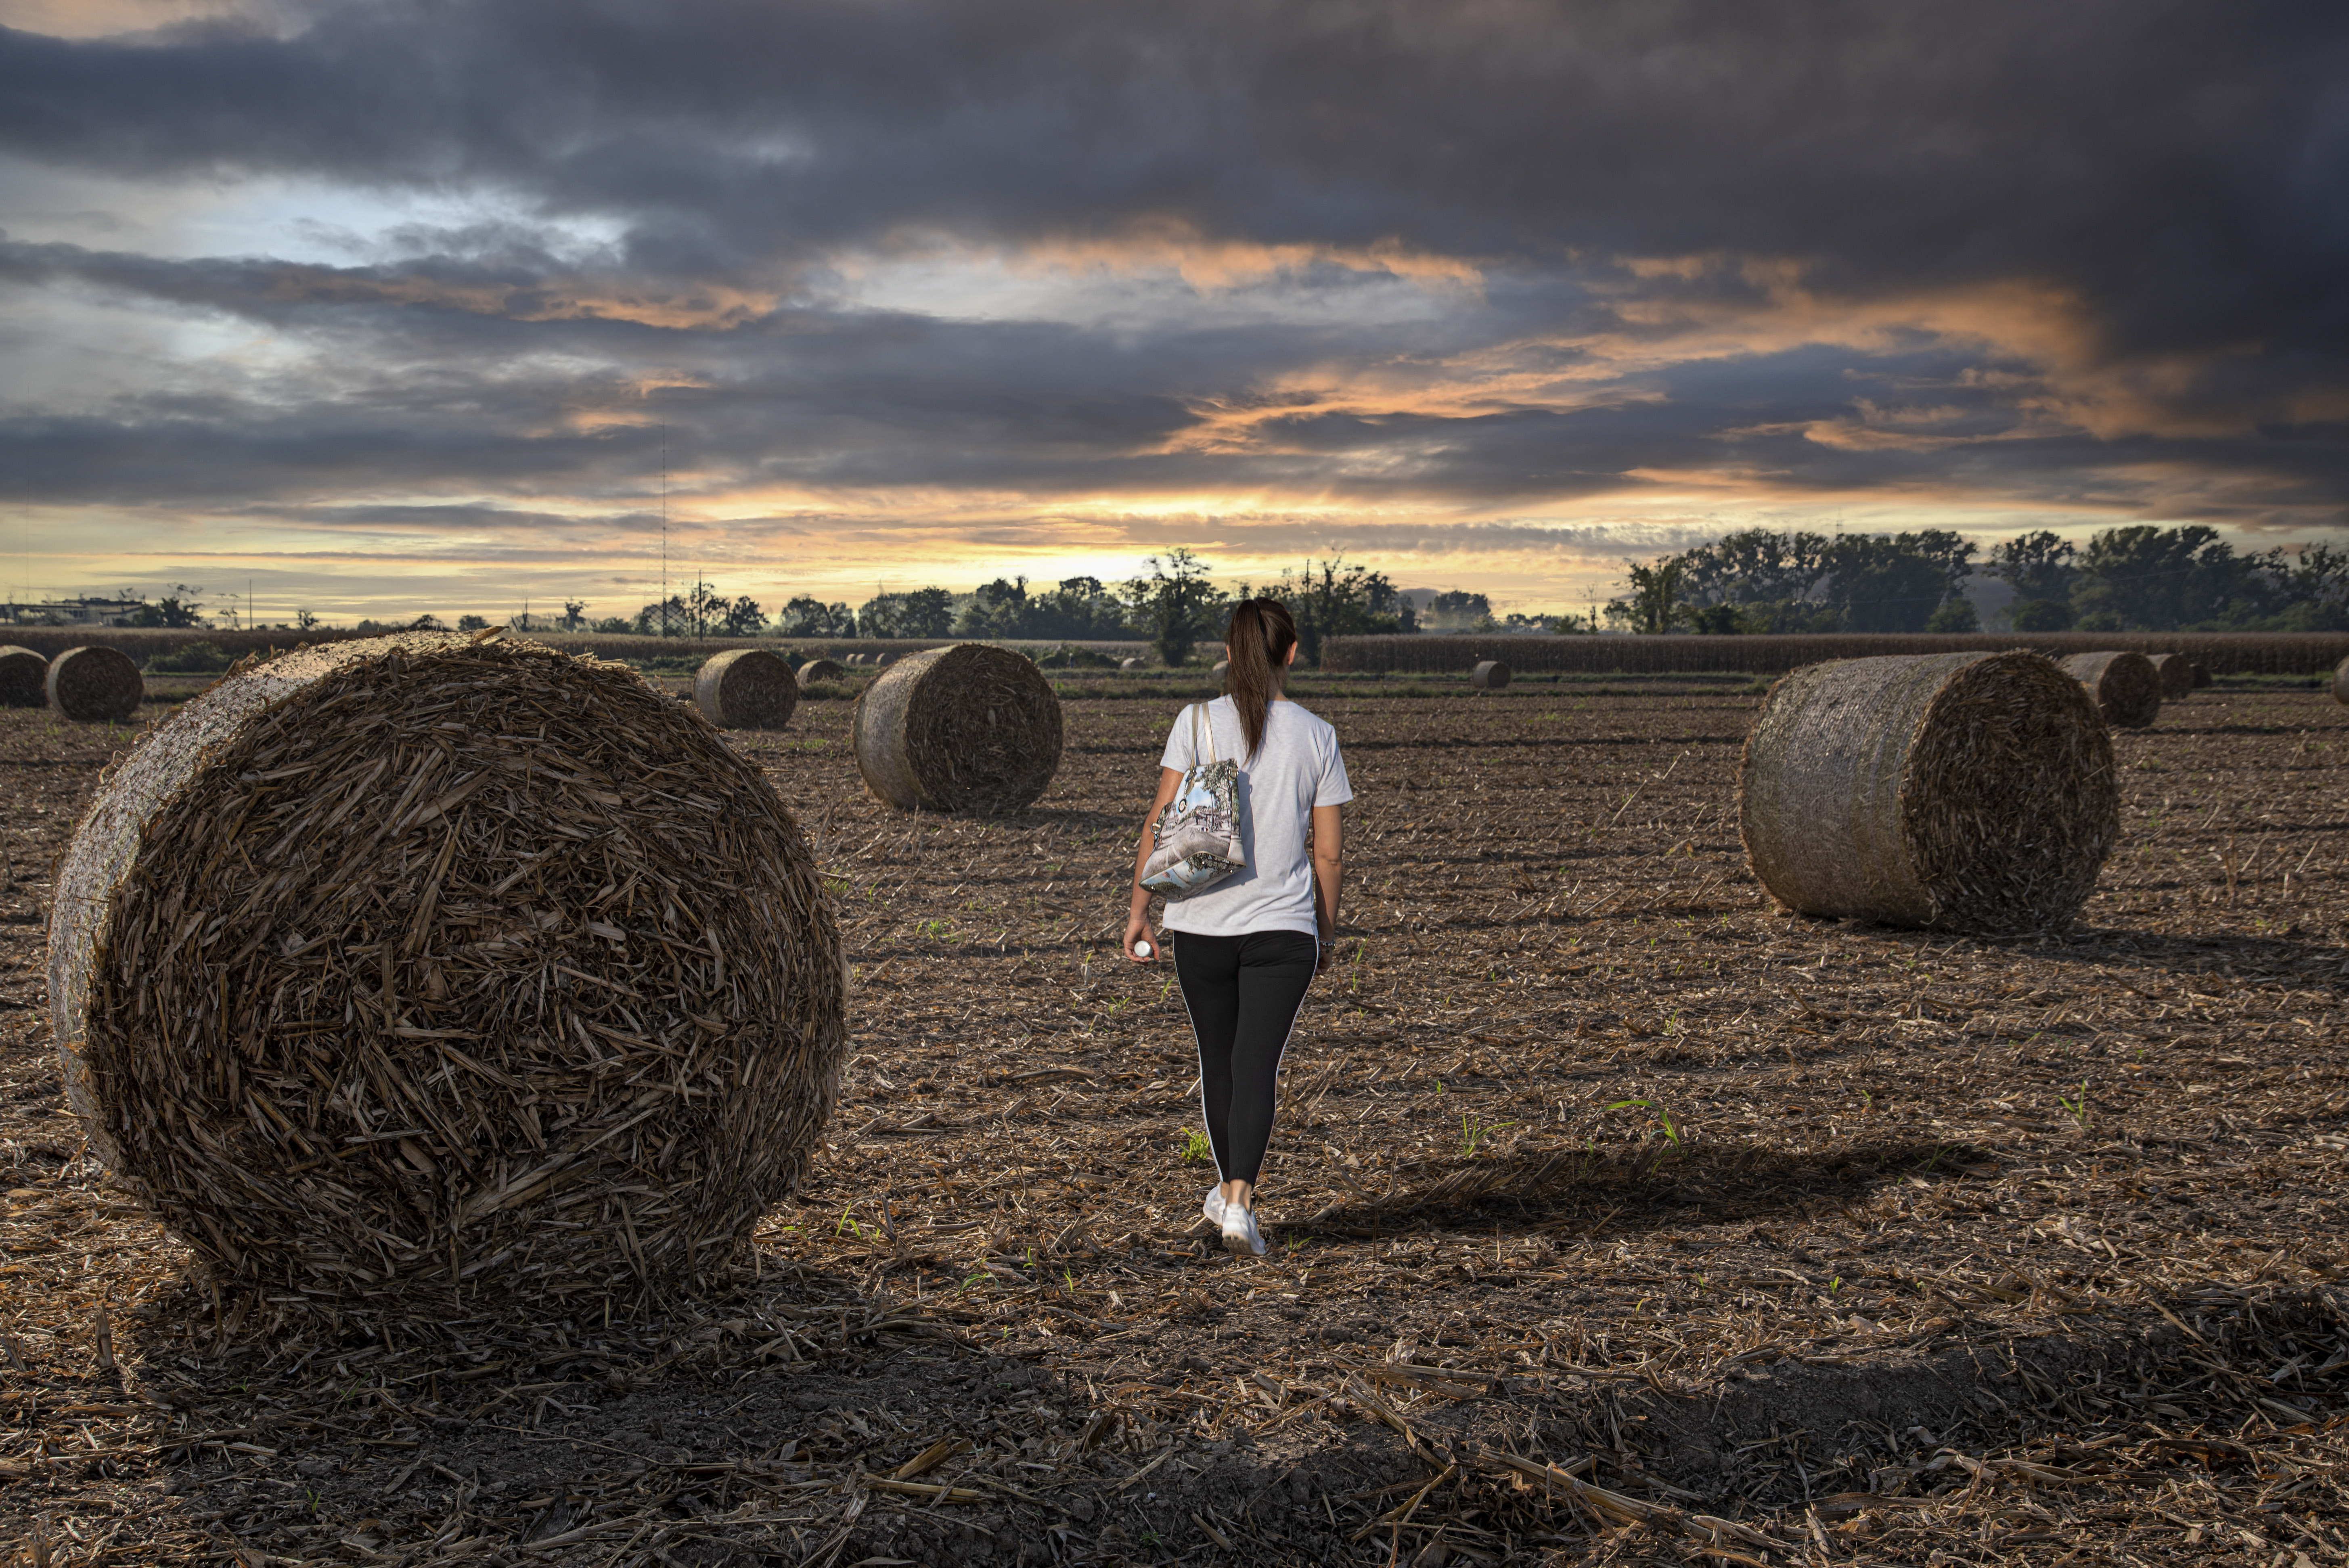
{"left": 121, "top": 1264, "right": 1380, "bottom": 1566}
{"left": 1298, "top": 1137, "right": 1989, "bottom": 1239}
{"left": 2008, "top": 927, "right": 2349, "bottom": 992}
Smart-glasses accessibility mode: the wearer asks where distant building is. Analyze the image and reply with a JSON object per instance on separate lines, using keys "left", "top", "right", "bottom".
{"left": 0, "top": 597, "right": 149, "bottom": 627}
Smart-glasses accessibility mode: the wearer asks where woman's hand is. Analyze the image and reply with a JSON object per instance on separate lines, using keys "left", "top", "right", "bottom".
{"left": 1316, "top": 933, "right": 1340, "bottom": 977}
{"left": 1124, "top": 909, "right": 1160, "bottom": 961}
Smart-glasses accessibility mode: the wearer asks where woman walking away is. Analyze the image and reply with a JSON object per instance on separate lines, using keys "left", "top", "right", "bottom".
{"left": 1124, "top": 599, "right": 1350, "bottom": 1258}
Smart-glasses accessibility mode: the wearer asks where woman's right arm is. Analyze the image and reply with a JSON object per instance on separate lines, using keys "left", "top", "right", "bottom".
{"left": 1124, "top": 766, "right": 1183, "bottom": 961}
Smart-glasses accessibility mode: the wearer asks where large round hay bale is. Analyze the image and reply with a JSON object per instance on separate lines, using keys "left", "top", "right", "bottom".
{"left": 0, "top": 645, "right": 45, "bottom": 708}
{"left": 693, "top": 647, "right": 797, "bottom": 730}
{"left": 798, "top": 658, "right": 848, "bottom": 687}
{"left": 46, "top": 646, "right": 143, "bottom": 722}
{"left": 1739, "top": 651, "right": 2118, "bottom": 934}
{"left": 1470, "top": 660, "right": 1510, "bottom": 691}
{"left": 2058, "top": 651, "right": 2161, "bottom": 729}
{"left": 2334, "top": 655, "right": 2349, "bottom": 706}
{"left": 2148, "top": 653, "right": 2195, "bottom": 700}
{"left": 852, "top": 643, "right": 1064, "bottom": 814}
{"left": 46, "top": 631, "right": 846, "bottom": 1308}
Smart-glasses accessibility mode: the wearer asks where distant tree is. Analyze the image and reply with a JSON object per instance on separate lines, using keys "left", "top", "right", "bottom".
{"left": 2073, "top": 525, "right": 2249, "bottom": 630}
{"left": 1421, "top": 590, "right": 1491, "bottom": 631}
{"left": 457, "top": 613, "right": 491, "bottom": 632}
{"left": 592, "top": 616, "right": 633, "bottom": 634}
{"left": 410, "top": 613, "right": 446, "bottom": 631}
{"left": 561, "top": 599, "right": 588, "bottom": 631}
{"left": 1925, "top": 598, "right": 1981, "bottom": 632}
{"left": 128, "top": 583, "right": 205, "bottom": 628}
{"left": 1274, "top": 556, "right": 1410, "bottom": 665}
{"left": 1984, "top": 531, "right": 2079, "bottom": 610}
{"left": 720, "top": 595, "right": 767, "bottom": 636}
{"left": 859, "top": 588, "right": 955, "bottom": 639}
{"left": 959, "top": 575, "right": 1135, "bottom": 640}
{"left": 2011, "top": 598, "right": 2075, "bottom": 631}
{"left": 1121, "top": 549, "right": 1224, "bottom": 666}
{"left": 780, "top": 597, "right": 857, "bottom": 637}
{"left": 294, "top": 607, "right": 321, "bottom": 630}
{"left": 1604, "top": 556, "right": 1687, "bottom": 634}
{"left": 1819, "top": 535, "right": 1955, "bottom": 633}
{"left": 633, "top": 595, "right": 689, "bottom": 636}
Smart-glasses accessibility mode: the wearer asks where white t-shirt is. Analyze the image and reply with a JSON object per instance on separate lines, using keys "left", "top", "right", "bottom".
{"left": 1156, "top": 696, "right": 1352, "bottom": 938}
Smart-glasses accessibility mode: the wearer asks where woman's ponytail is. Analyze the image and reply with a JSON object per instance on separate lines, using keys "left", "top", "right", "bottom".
{"left": 1222, "top": 597, "right": 1298, "bottom": 760}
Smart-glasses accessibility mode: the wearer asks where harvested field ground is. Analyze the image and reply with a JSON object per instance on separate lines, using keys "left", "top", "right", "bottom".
{"left": 2, "top": 675, "right": 2347, "bottom": 1566}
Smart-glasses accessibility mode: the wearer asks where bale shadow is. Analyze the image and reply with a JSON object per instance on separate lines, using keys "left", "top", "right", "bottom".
{"left": 1298, "top": 1137, "right": 1993, "bottom": 1239}
{"left": 123, "top": 1266, "right": 1387, "bottom": 1566}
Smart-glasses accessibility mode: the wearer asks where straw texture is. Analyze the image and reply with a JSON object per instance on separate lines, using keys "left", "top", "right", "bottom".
{"left": 1470, "top": 660, "right": 1510, "bottom": 690}
{"left": 45, "top": 631, "right": 846, "bottom": 1308}
{"left": 0, "top": 645, "right": 43, "bottom": 708}
{"left": 2056, "top": 651, "right": 2163, "bottom": 729}
{"left": 45, "top": 646, "right": 143, "bottom": 722}
{"left": 798, "top": 658, "right": 848, "bottom": 687}
{"left": 851, "top": 643, "right": 1064, "bottom": 814}
{"left": 1740, "top": 651, "right": 2118, "bottom": 933}
{"left": 2149, "top": 652, "right": 2196, "bottom": 699}
{"left": 693, "top": 648, "right": 798, "bottom": 730}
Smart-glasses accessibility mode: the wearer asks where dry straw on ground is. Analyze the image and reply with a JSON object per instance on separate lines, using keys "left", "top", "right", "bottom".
{"left": 1740, "top": 650, "right": 2119, "bottom": 932}
{"left": 692, "top": 647, "right": 798, "bottom": 730}
{"left": 2149, "top": 651, "right": 2196, "bottom": 699}
{"left": 0, "top": 644, "right": 42, "bottom": 708}
{"left": 798, "top": 657, "right": 848, "bottom": 686}
{"left": 1469, "top": 659, "right": 1510, "bottom": 690}
{"left": 2056, "top": 650, "right": 2163, "bottom": 728}
{"left": 44, "top": 630, "right": 846, "bottom": 1310}
{"left": 44, "top": 645, "right": 142, "bottom": 722}
{"left": 852, "top": 641, "right": 1064, "bottom": 814}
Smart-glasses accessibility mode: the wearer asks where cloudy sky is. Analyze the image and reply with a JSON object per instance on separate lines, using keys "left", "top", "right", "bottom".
{"left": 1, "top": 0, "right": 2344, "bottom": 624}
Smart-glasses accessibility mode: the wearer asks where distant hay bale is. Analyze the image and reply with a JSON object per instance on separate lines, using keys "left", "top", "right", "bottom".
{"left": 1739, "top": 651, "right": 2118, "bottom": 934}
{"left": 2192, "top": 662, "right": 2211, "bottom": 689}
{"left": 46, "top": 631, "right": 846, "bottom": 1308}
{"left": 1212, "top": 659, "right": 1230, "bottom": 679}
{"left": 693, "top": 648, "right": 797, "bottom": 730}
{"left": 1470, "top": 660, "right": 1510, "bottom": 690}
{"left": 1120, "top": 657, "right": 1142, "bottom": 670}
{"left": 873, "top": 653, "right": 893, "bottom": 667}
{"left": 852, "top": 643, "right": 1064, "bottom": 814}
{"left": 844, "top": 653, "right": 865, "bottom": 666}
{"left": 46, "top": 646, "right": 143, "bottom": 722}
{"left": 2335, "top": 654, "right": 2349, "bottom": 707}
{"left": 798, "top": 658, "right": 848, "bottom": 687}
{"left": 0, "top": 645, "right": 44, "bottom": 708}
{"left": 2058, "top": 651, "right": 2162, "bottom": 729}
{"left": 2148, "top": 653, "right": 2196, "bottom": 699}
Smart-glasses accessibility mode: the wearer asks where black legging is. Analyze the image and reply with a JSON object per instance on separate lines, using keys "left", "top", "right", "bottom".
{"left": 1170, "top": 930, "right": 1318, "bottom": 1185}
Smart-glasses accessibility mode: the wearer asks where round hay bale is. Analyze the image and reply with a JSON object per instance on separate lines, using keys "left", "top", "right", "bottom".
{"left": 798, "top": 658, "right": 848, "bottom": 687}
{"left": 873, "top": 653, "right": 893, "bottom": 667}
{"left": 693, "top": 647, "right": 797, "bottom": 730}
{"left": 0, "top": 645, "right": 46, "bottom": 708}
{"left": 46, "top": 645, "right": 143, "bottom": 722}
{"left": 1739, "top": 651, "right": 2118, "bottom": 934}
{"left": 852, "top": 642, "right": 1064, "bottom": 814}
{"left": 2148, "top": 653, "right": 2196, "bottom": 700}
{"left": 46, "top": 631, "right": 846, "bottom": 1308}
{"left": 2334, "top": 654, "right": 2349, "bottom": 706}
{"left": 1212, "top": 659, "right": 1230, "bottom": 679}
{"left": 1470, "top": 660, "right": 1510, "bottom": 691}
{"left": 1120, "top": 657, "right": 1142, "bottom": 670}
{"left": 842, "top": 653, "right": 862, "bottom": 666}
{"left": 2057, "top": 650, "right": 2162, "bottom": 729}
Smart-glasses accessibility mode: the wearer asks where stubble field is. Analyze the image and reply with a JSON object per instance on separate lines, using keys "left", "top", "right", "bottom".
{"left": 1, "top": 672, "right": 2345, "bottom": 1566}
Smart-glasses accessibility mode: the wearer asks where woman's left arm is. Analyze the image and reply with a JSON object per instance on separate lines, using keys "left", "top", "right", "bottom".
{"left": 1310, "top": 802, "right": 1342, "bottom": 973}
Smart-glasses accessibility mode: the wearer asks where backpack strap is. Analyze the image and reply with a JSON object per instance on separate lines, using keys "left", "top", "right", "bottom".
{"left": 1191, "top": 701, "right": 1217, "bottom": 766}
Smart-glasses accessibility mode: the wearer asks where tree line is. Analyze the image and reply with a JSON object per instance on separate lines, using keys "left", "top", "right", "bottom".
{"left": 1607, "top": 525, "right": 2349, "bottom": 636}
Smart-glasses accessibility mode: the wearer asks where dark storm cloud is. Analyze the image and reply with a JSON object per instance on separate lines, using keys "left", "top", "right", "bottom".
{"left": 1, "top": 0, "right": 2344, "bottom": 540}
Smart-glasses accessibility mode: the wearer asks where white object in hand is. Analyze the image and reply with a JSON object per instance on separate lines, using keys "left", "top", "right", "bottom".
{"left": 1134, "top": 940, "right": 1153, "bottom": 958}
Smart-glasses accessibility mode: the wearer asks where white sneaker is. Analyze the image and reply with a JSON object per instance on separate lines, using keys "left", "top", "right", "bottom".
{"left": 1202, "top": 1187, "right": 1227, "bottom": 1226}
{"left": 1221, "top": 1204, "right": 1266, "bottom": 1258}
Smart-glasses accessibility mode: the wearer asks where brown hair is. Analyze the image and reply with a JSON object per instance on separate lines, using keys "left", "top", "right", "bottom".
{"left": 1223, "top": 598, "right": 1297, "bottom": 760}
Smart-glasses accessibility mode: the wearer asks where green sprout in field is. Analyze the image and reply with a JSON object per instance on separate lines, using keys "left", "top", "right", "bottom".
{"left": 1605, "top": 1097, "right": 1681, "bottom": 1147}
{"left": 1179, "top": 1129, "right": 1214, "bottom": 1164}
{"left": 1460, "top": 1111, "right": 1516, "bottom": 1158}
{"left": 2059, "top": 1081, "right": 2091, "bottom": 1131}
